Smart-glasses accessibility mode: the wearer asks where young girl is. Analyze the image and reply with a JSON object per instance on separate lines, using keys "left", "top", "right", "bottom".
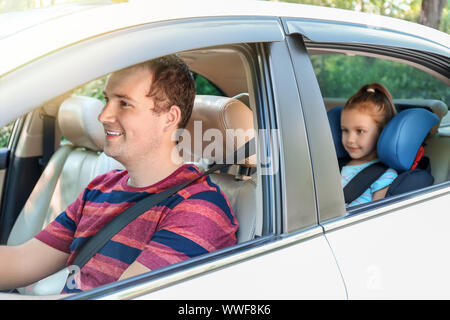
{"left": 340, "top": 83, "right": 398, "bottom": 206}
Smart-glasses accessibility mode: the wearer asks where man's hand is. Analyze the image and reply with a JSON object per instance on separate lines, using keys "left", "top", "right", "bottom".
{"left": 0, "top": 238, "right": 69, "bottom": 290}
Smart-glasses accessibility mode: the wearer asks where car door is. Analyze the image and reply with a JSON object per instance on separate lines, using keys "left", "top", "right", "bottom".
{"left": 33, "top": 16, "right": 346, "bottom": 300}
{"left": 124, "top": 38, "right": 347, "bottom": 300}
{"left": 285, "top": 17, "right": 450, "bottom": 298}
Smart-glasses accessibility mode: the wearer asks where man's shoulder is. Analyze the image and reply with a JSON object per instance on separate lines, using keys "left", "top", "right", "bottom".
{"left": 176, "top": 165, "right": 225, "bottom": 200}
{"left": 172, "top": 168, "right": 235, "bottom": 221}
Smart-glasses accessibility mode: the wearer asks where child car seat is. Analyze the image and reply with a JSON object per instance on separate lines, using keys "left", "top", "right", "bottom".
{"left": 327, "top": 106, "right": 440, "bottom": 203}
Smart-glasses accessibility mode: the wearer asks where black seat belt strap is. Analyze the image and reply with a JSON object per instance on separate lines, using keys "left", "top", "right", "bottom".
{"left": 343, "top": 161, "right": 388, "bottom": 204}
{"left": 72, "top": 138, "right": 256, "bottom": 270}
{"left": 39, "top": 115, "right": 55, "bottom": 168}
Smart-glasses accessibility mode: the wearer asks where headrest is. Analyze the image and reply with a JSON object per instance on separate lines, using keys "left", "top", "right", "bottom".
{"left": 378, "top": 108, "right": 439, "bottom": 172}
{"left": 58, "top": 96, "right": 105, "bottom": 151}
{"left": 394, "top": 99, "right": 447, "bottom": 137}
{"left": 183, "top": 95, "right": 256, "bottom": 167}
{"left": 327, "top": 106, "right": 439, "bottom": 172}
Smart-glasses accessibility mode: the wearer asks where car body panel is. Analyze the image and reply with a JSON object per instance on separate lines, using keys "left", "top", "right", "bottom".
{"left": 266, "top": 40, "right": 318, "bottom": 233}
{"left": 140, "top": 233, "right": 346, "bottom": 300}
{"left": 325, "top": 185, "right": 450, "bottom": 299}
{"left": 285, "top": 34, "right": 347, "bottom": 224}
{"left": 284, "top": 18, "right": 450, "bottom": 58}
{"left": 81, "top": 228, "right": 346, "bottom": 300}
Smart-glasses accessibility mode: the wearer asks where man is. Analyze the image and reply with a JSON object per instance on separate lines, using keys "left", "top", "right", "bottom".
{"left": 0, "top": 55, "right": 238, "bottom": 294}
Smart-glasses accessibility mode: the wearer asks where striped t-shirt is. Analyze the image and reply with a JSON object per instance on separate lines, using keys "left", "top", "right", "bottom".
{"left": 35, "top": 164, "right": 237, "bottom": 293}
{"left": 341, "top": 159, "right": 398, "bottom": 207}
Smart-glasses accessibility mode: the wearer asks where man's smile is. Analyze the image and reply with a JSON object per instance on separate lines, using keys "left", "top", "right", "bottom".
{"left": 105, "top": 129, "right": 124, "bottom": 138}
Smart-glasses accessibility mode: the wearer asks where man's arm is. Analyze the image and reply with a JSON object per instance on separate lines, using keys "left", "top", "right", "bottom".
{"left": 0, "top": 238, "right": 69, "bottom": 290}
{"left": 119, "top": 261, "right": 151, "bottom": 281}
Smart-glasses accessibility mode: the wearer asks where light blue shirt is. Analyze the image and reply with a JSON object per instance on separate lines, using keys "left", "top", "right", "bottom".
{"left": 341, "top": 159, "right": 398, "bottom": 207}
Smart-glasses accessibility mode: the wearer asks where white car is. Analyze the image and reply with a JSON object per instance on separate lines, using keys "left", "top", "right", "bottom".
{"left": 0, "top": 0, "right": 449, "bottom": 300}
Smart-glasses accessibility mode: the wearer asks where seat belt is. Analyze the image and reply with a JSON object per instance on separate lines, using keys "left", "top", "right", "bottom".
{"left": 71, "top": 138, "right": 256, "bottom": 270}
{"left": 39, "top": 114, "right": 56, "bottom": 168}
{"left": 343, "top": 161, "right": 388, "bottom": 204}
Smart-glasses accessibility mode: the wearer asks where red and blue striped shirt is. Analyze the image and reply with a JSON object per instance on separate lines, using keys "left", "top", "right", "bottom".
{"left": 35, "top": 164, "right": 237, "bottom": 293}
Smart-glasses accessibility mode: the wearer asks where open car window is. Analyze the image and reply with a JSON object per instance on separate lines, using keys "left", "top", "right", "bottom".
{"left": 308, "top": 51, "right": 449, "bottom": 212}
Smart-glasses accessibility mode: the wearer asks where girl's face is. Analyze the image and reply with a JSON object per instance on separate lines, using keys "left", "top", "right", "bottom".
{"left": 341, "top": 108, "right": 380, "bottom": 164}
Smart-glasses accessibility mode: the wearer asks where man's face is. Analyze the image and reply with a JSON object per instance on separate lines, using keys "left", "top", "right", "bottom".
{"left": 341, "top": 108, "right": 380, "bottom": 163}
{"left": 99, "top": 66, "right": 165, "bottom": 165}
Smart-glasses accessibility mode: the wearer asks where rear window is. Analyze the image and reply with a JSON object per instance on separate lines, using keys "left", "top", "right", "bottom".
{"left": 310, "top": 54, "right": 449, "bottom": 106}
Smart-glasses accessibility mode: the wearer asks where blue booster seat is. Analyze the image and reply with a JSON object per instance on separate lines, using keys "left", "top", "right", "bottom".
{"left": 327, "top": 106, "right": 440, "bottom": 203}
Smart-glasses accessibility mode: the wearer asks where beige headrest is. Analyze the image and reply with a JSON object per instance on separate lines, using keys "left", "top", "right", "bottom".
{"left": 58, "top": 96, "right": 105, "bottom": 151}
{"left": 183, "top": 95, "right": 256, "bottom": 167}
{"left": 427, "top": 100, "right": 448, "bottom": 136}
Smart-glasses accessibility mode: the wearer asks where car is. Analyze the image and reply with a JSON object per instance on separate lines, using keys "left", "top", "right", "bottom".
{"left": 0, "top": 0, "right": 449, "bottom": 300}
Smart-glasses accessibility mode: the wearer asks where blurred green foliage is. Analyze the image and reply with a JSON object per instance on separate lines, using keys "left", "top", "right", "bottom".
{"left": 279, "top": 0, "right": 450, "bottom": 33}
{"left": 72, "top": 76, "right": 108, "bottom": 103}
{"left": 310, "top": 54, "right": 449, "bottom": 104}
{"left": 194, "top": 74, "right": 224, "bottom": 96}
{"left": 0, "top": 123, "right": 13, "bottom": 148}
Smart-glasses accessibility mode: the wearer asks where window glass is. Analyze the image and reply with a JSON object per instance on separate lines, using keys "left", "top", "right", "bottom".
{"left": 193, "top": 73, "right": 225, "bottom": 96}
{"left": 0, "top": 122, "right": 14, "bottom": 148}
{"left": 310, "top": 52, "right": 449, "bottom": 211}
{"left": 310, "top": 54, "right": 449, "bottom": 105}
{"left": 72, "top": 77, "right": 107, "bottom": 103}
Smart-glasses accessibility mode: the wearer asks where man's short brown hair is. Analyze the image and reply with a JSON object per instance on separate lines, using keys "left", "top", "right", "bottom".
{"left": 144, "top": 55, "right": 196, "bottom": 129}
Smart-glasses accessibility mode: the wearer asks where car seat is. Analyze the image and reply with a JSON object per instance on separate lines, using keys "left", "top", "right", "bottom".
{"left": 7, "top": 96, "right": 124, "bottom": 295}
{"left": 327, "top": 105, "right": 440, "bottom": 203}
{"left": 184, "top": 95, "right": 259, "bottom": 243}
{"left": 8, "top": 94, "right": 259, "bottom": 295}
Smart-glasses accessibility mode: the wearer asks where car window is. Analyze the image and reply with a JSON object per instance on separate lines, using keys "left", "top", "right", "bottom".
{"left": 309, "top": 52, "right": 449, "bottom": 211}
{"left": 39, "top": 45, "right": 272, "bottom": 290}
{"left": 310, "top": 54, "right": 449, "bottom": 106}
{"left": 0, "top": 122, "right": 14, "bottom": 148}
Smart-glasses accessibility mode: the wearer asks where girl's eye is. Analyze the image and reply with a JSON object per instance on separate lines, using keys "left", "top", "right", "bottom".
{"left": 341, "top": 128, "right": 348, "bottom": 133}
{"left": 120, "top": 100, "right": 131, "bottom": 107}
{"left": 357, "top": 129, "right": 364, "bottom": 134}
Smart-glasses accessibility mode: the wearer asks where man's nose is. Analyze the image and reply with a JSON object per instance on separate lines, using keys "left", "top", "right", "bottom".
{"left": 98, "top": 102, "right": 115, "bottom": 124}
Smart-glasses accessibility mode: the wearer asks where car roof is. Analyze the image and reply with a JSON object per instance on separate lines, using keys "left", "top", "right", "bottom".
{"left": 1, "top": 0, "right": 449, "bottom": 76}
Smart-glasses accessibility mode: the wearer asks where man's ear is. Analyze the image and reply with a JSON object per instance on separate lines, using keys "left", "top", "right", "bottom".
{"left": 163, "top": 105, "right": 182, "bottom": 132}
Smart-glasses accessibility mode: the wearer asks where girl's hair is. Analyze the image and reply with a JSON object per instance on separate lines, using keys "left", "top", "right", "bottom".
{"left": 344, "top": 83, "right": 397, "bottom": 131}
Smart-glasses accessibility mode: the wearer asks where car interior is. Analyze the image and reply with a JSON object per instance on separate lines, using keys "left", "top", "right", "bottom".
{"left": 1, "top": 46, "right": 267, "bottom": 295}
{"left": 0, "top": 43, "right": 448, "bottom": 295}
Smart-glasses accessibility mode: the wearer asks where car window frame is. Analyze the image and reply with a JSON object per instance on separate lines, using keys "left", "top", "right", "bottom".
{"left": 3, "top": 16, "right": 293, "bottom": 300}
{"left": 285, "top": 24, "right": 450, "bottom": 230}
